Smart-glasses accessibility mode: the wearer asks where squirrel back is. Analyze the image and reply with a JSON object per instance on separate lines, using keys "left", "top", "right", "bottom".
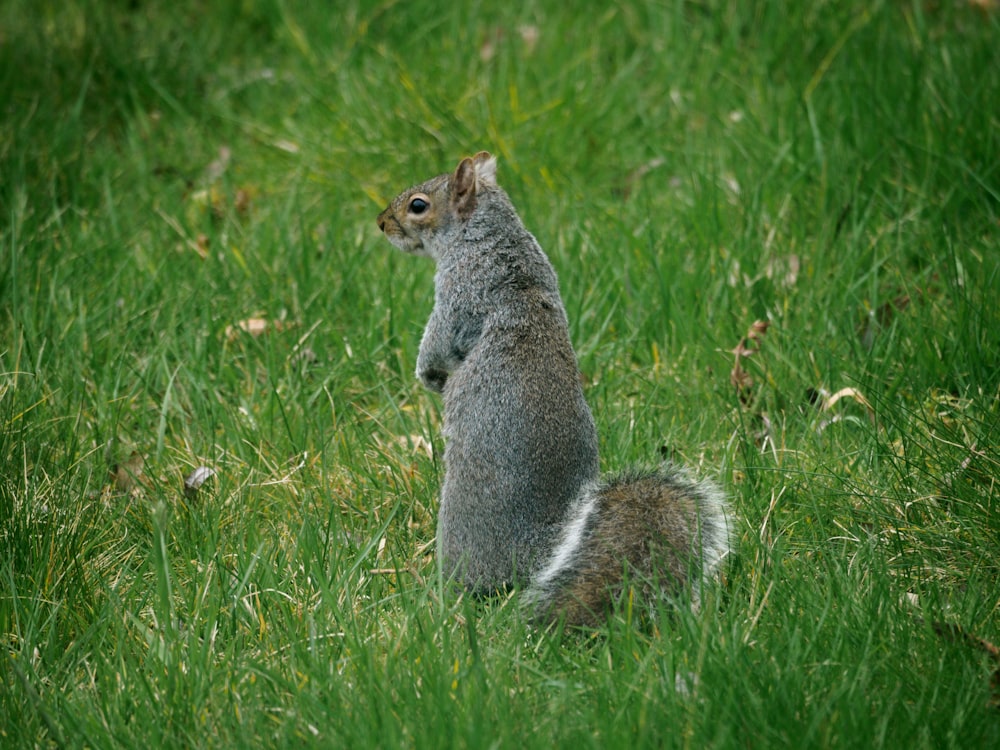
{"left": 377, "top": 152, "right": 733, "bottom": 625}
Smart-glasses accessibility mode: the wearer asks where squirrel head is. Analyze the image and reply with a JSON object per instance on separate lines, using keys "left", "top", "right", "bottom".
{"left": 377, "top": 151, "right": 498, "bottom": 259}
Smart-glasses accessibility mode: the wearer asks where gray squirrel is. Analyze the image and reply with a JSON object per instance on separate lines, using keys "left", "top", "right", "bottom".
{"left": 377, "top": 151, "right": 733, "bottom": 626}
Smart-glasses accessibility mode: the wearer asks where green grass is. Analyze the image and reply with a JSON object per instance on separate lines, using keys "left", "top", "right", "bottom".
{"left": 2, "top": 0, "right": 999, "bottom": 746}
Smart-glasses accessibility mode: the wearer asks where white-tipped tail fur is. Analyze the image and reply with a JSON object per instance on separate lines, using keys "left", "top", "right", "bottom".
{"left": 690, "top": 471, "right": 733, "bottom": 577}
{"left": 530, "top": 482, "right": 601, "bottom": 593}
{"left": 525, "top": 465, "right": 734, "bottom": 626}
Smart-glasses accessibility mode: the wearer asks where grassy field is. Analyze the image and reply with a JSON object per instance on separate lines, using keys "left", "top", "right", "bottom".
{"left": 2, "top": 0, "right": 999, "bottom": 746}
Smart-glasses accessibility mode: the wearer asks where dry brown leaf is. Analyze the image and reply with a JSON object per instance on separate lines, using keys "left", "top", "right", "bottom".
{"left": 519, "top": 24, "right": 540, "bottom": 52}
{"left": 195, "top": 233, "right": 210, "bottom": 258}
{"left": 730, "top": 320, "right": 769, "bottom": 406}
{"left": 820, "top": 386, "right": 874, "bottom": 414}
{"left": 190, "top": 184, "right": 257, "bottom": 220}
{"left": 730, "top": 367, "right": 754, "bottom": 393}
{"left": 812, "top": 386, "right": 876, "bottom": 432}
{"left": 479, "top": 27, "right": 503, "bottom": 62}
{"left": 225, "top": 317, "right": 295, "bottom": 341}
{"left": 732, "top": 320, "right": 770, "bottom": 358}
{"left": 226, "top": 318, "right": 269, "bottom": 339}
{"left": 234, "top": 187, "right": 253, "bottom": 216}
{"left": 110, "top": 451, "right": 147, "bottom": 496}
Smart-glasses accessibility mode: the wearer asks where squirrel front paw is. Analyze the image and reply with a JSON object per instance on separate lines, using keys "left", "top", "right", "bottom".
{"left": 419, "top": 368, "right": 449, "bottom": 393}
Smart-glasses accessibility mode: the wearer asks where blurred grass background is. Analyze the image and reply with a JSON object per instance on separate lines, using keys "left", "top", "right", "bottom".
{"left": 1, "top": 1, "right": 998, "bottom": 747}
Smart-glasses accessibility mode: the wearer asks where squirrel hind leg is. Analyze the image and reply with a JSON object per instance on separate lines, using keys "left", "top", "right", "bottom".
{"left": 526, "top": 466, "right": 735, "bottom": 627}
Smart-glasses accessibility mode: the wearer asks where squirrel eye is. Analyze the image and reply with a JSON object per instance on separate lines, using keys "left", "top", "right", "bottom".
{"left": 408, "top": 197, "right": 429, "bottom": 215}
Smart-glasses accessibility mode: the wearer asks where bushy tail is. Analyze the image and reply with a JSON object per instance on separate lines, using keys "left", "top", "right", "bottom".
{"left": 524, "top": 465, "right": 733, "bottom": 627}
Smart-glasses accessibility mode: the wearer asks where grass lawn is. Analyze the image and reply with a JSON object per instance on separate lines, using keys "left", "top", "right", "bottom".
{"left": 2, "top": 0, "right": 999, "bottom": 747}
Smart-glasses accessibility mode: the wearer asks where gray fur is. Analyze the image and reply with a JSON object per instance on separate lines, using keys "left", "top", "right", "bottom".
{"left": 378, "top": 152, "right": 599, "bottom": 592}
{"left": 377, "top": 152, "right": 734, "bottom": 623}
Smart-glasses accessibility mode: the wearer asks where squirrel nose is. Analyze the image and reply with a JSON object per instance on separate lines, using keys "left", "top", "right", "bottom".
{"left": 377, "top": 218, "right": 386, "bottom": 232}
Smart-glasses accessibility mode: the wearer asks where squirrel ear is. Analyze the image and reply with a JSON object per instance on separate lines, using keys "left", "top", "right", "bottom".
{"left": 453, "top": 152, "right": 498, "bottom": 218}
{"left": 472, "top": 151, "right": 497, "bottom": 187}
{"left": 452, "top": 156, "right": 479, "bottom": 219}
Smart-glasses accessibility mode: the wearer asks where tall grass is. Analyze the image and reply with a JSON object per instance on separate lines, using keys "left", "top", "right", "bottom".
{"left": 2, "top": 0, "right": 998, "bottom": 747}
